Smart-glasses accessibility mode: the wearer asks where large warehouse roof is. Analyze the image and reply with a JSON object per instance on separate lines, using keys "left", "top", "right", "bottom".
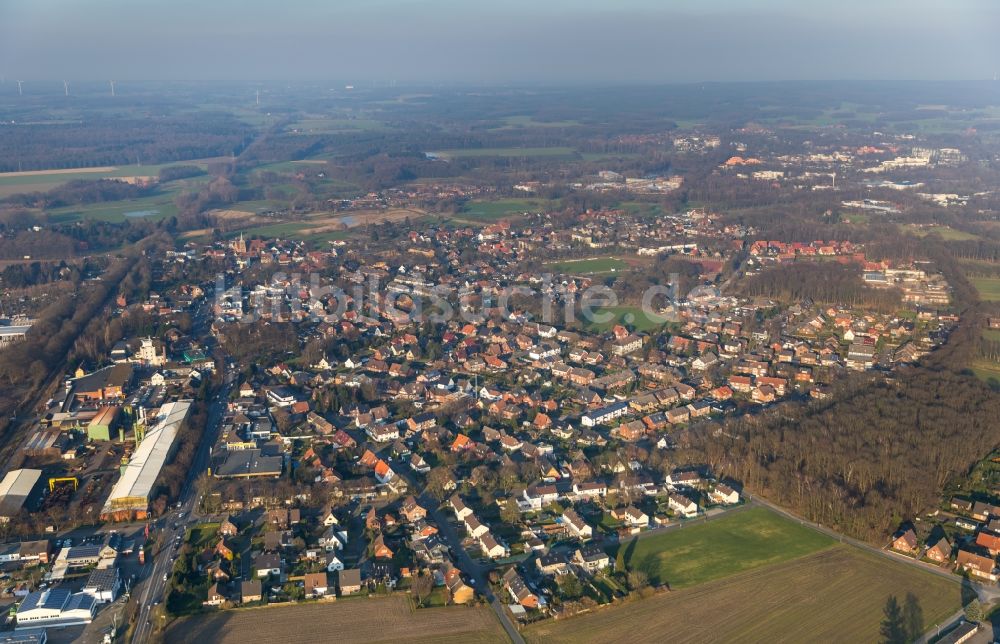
{"left": 102, "top": 400, "right": 191, "bottom": 515}
{"left": 0, "top": 469, "right": 42, "bottom": 518}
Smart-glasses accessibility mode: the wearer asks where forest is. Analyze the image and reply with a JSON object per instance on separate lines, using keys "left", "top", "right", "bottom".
{"left": 688, "top": 236, "right": 1000, "bottom": 542}
{"left": 737, "top": 262, "right": 901, "bottom": 311}
{"left": 0, "top": 114, "right": 249, "bottom": 172}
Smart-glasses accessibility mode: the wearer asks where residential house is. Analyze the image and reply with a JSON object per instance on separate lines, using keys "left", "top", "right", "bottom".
{"left": 479, "top": 533, "right": 507, "bottom": 559}
{"left": 203, "top": 583, "right": 226, "bottom": 607}
{"left": 254, "top": 552, "right": 282, "bottom": 578}
{"left": 325, "top": 552, "right": 345, "bottom": 572}
{"left": 400, "top": 497, "right": 427, "bottom": 523}
{"left": 926, "top": 537, "right": 952, "bottom": 563}
{"left": 339, "top": 568, "right": 363, "bottom": 595}
{"left": 304, "top": 572, "right": 330, "bottom": 597}
{"left": 957, "top": 549, "right": 999, "bottom": 582}
{"left": 464, "top": 515, "right": 490, "bottom": 540}
{"left": 668, "top": 493, "right": 698, "bottom": 518}
{"left": 892, "top": 528, "right": 919, "bottom": 553}
{"left": 445, "top": 569, "right": 475, "bottom": 605}
{"left": 502, "top": 568, "right": 539, "bottom": 609}
{"left": 710, "top": 484, "right": 740, "bottom": 505}
{"left": 573, "top": 542, "right": 611, "bottom": 572}
{"left": 450, "top": 494, "right": 473, "bottom": 521}
{"left": 975, "top": 531, "right": 1000, "bottom": 557}
{"left": 373, "top": 533, "right": 394, "bottom": 559}
{"left": 240, "top": 580, "right": 263, "bottom": 604}
{"left": 561, "top": 508, "right": 593, "bottom": 539}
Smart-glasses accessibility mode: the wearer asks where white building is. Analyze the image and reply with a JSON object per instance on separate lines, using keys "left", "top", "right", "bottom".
{"left": 15, "top": 589, "right": 97, "bottom": 630}
{"left": 668, "top": 493, "right": 699, "bottom": 518}
{"left": 0, "top": 469, "right": 42, "bottom": 522}
{"left": 81, "top": 567, "right": 120, "bottom": 604}
{"left": 137, "top": 337, "right": 165, "bottom": 367}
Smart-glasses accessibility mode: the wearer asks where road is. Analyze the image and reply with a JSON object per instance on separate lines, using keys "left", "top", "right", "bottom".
{"left": 392, "top": 467, "right": 524, "bottom": 644}
{"left": 131, "top": 314, "right": 234, "bottom": 644}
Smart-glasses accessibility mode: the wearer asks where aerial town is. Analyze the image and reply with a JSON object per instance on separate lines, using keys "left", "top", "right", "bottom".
{"left": 0, "top": 7, "right": 999, "bottom": 641}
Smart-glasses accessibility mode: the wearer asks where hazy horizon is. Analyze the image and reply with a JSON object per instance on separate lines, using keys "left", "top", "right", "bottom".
{"left": 1, "top": 0, "right": 998, "bottom": 83}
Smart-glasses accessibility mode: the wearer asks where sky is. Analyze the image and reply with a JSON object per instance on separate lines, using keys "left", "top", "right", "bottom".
{"left": 1, "top": 0, "right": 998, "bottom": 83}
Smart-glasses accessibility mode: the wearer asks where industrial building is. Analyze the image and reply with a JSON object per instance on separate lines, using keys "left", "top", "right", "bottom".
{"left": 15, "top": 589, "right": 97, "bottom": 630}
{"left": 0, "top": 320, "right": 33, "bottom": 349}
{"left": 82, "top": 567, "right": 121, "bottom": 603}
{"left": 0, "top": 629, "right": 47, "bottom": 644}
{"left": 213, "top": 449, "right": 283, "bottom": 479}
{"left": 100, "top": 400, "right": 191, "bottom": 521}
{"left": 86, "top": 405, "right": 120, "bottom": 441}
{"left": 0, "top": 469, "right": 42, "bottom": 522}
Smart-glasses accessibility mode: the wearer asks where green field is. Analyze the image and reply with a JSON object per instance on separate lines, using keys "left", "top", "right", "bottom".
{"left": 983, "top": 329, "right": 1000, "bottom": 343}
{"left": 226, "top": 221, "right": 349, "bottom": 243}
{"left": 972, "top": 360, "right": 1000, "bottom": 383}
{"left": 619, "top": 507, "right": 834, "bottom": 589}
{"left": 492, "top": 115, "right": 581, "bottom": 129}
{"left": 548, "top": 257, "right": 628, "bottom": 275}
{"left": 286, "top": 117, "right": 385, "bottom": 134}
{"left": 585, "top": 305, "right": 673, "bottom": 333}
{"left": 428, "top": 147, "right": 577, "bottom": 159}
{"left": 972, "top": 277, "right": 1000, "bottom": 302}
{"left": 459, "top": 198, "right": 553, "bottom": 221}
{"left": 905, "top": 224, "right": 981, "bottom": 241}
{"left": 579, "top": 152, "right": 643, "bottom": 161}
{"left": 46, "top": 191, "right": 181, "bottom": 223}
{"left": 618, "top": 201, "right": 664, "bottom": 218}
{"left": 524, "top": 546, "right": 960, "bottom": 644}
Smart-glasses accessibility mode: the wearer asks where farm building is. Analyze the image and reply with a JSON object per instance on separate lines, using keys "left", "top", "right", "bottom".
{"left": 100, "top": 400, "right": 191, "bottom": 521}
{"left": 0, "top": 469, "right": 42, "bottom": 522}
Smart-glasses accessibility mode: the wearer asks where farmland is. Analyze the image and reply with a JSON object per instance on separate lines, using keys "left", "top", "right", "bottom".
{"left": 428, "top": 147, "right": 577, "bottom": 160}
{"left": 286, "top": 116, "right": 386, "bottom": 134}
{"left": 617, "top": 507, "right": 834, "bottom": 589}
{"left": 165, "top": 595, "right": 506, "bottom": 644}
{"left": 214, "top": 209, "right": 425, "bottom": 244}
{"left": 0, "top": 160, "right": 217, "bottom": 198}
{"left": 492, "top": 115, "right": 581, "bottom": 129}
{"left": 972, "top": 277, "right": 1000, "bottom": 302}
{"left": 524, "top": 546, "right": 960, "bottom": 644}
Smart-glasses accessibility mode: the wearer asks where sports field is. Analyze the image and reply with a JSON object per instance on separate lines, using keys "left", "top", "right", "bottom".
{"left": 165, "top": 595, "right": 506, "bottom": 644}
{"left": 458, "top": 198, "right": 553, "bottom": 221}
{"left": 548, "top": 257, "right": 628, "bottom": 275}
{"left": 584, "top": 305, "right": 673, "bottom": 333}
{"left": 619, "top": 506, "right": 834, "bottom": 588}
{"left": 524, "top": 546, "right": 960, "bottom": 644}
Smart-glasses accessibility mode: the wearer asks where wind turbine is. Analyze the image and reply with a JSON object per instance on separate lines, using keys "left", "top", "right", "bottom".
{"left": 63, "top": 80, "right": 69, "bottom": 96}
{"left": 110, "top": 80, "right": 116, "bottom": 97}
{"left": 16, "top": 80, "right": 22, "bottom": 96}
{"left": 255, "top": 88, "right": 260, "bottom": 106}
